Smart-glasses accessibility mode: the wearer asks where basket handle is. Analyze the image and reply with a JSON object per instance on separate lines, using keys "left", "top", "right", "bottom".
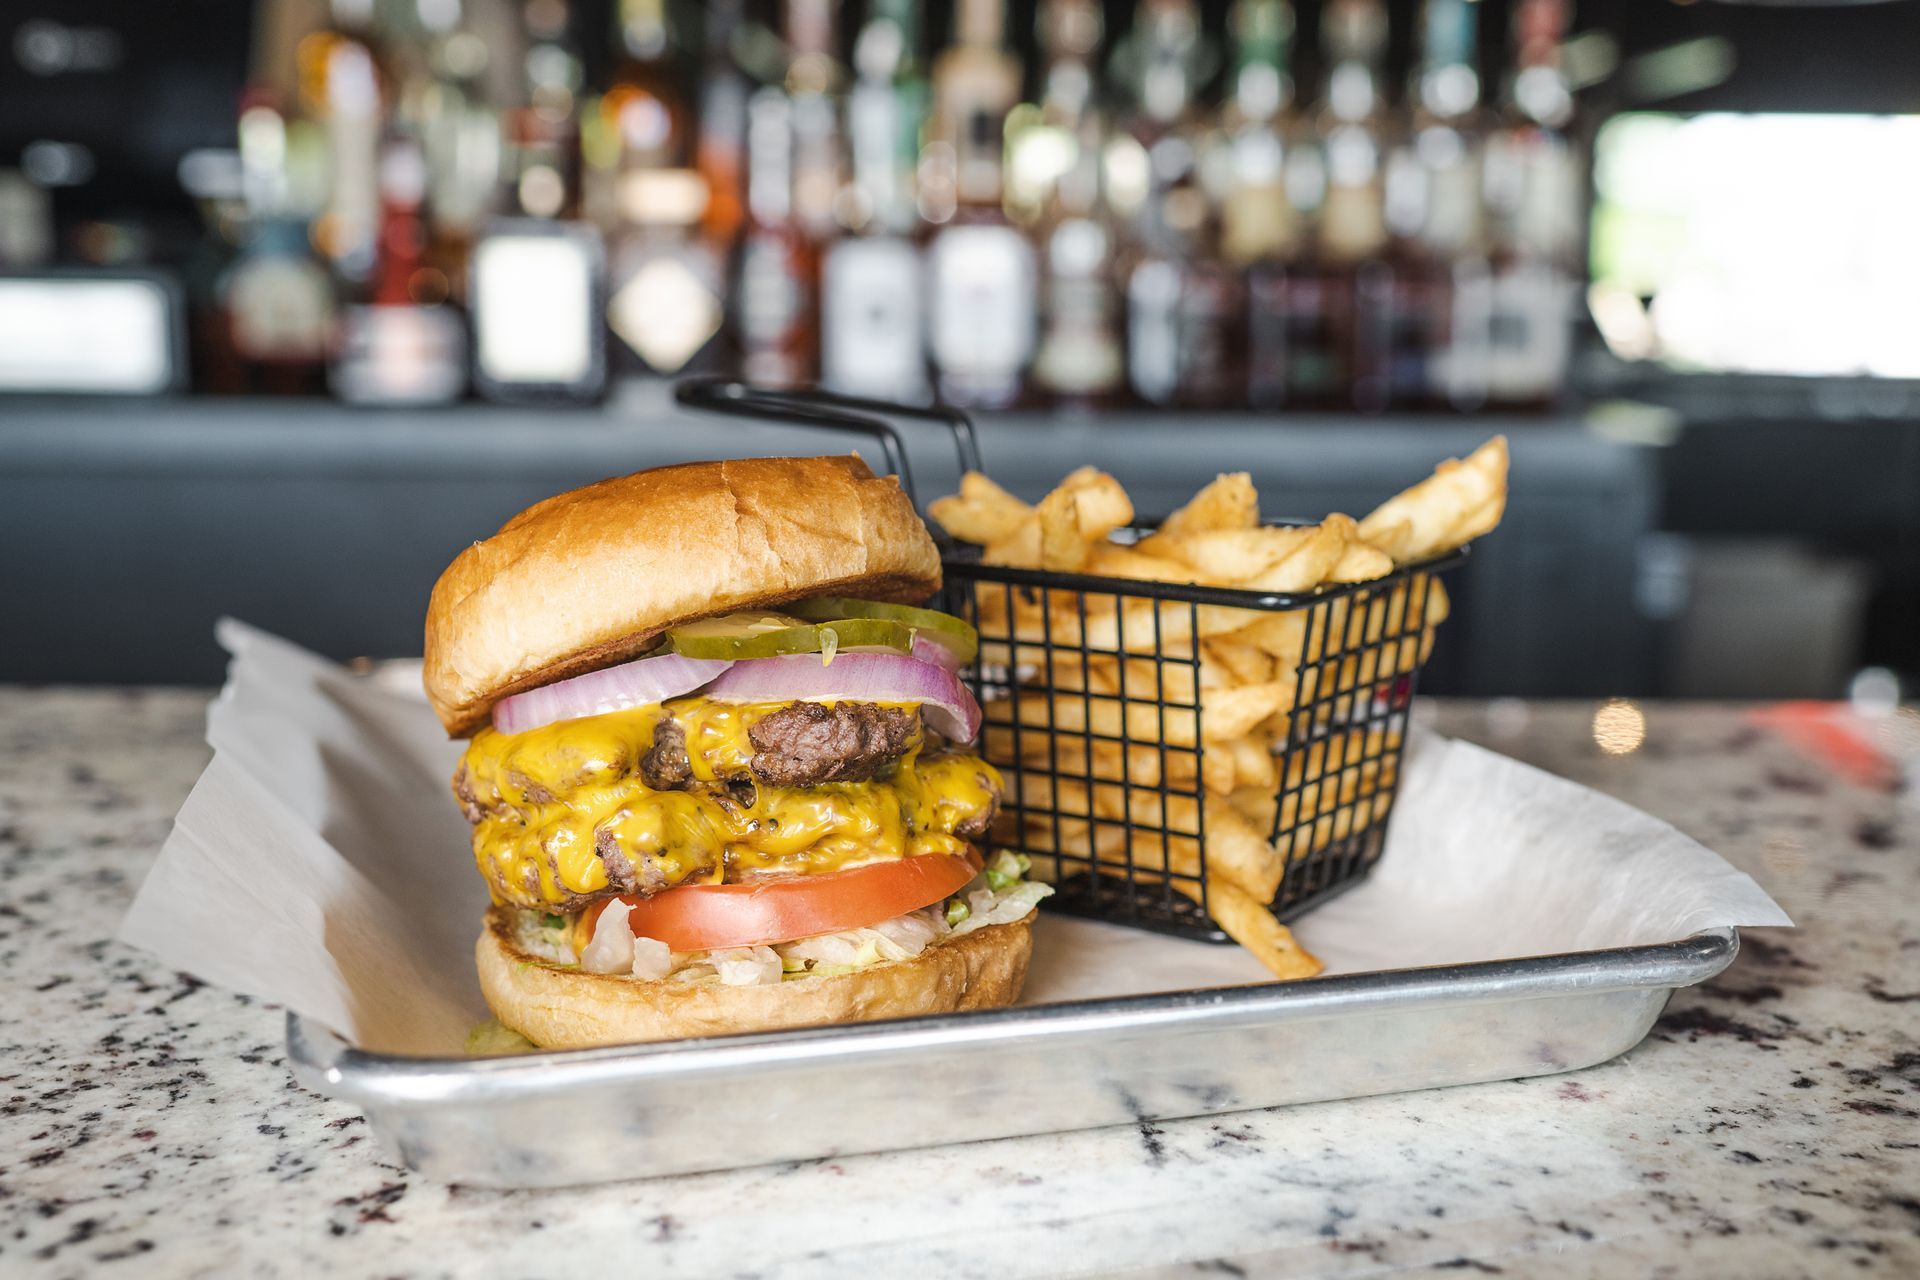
{"left": 673, "top": 379, "right": 984, "bottom": 508}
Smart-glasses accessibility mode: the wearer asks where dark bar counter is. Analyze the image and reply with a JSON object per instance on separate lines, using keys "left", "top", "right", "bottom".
{"left": 2, "top": 397, "right": 1653, "bottom": 695}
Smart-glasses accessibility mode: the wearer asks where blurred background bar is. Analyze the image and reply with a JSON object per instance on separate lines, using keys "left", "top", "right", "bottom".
{"left": 3, "top": 0, "right": 1917, "bottom": 699}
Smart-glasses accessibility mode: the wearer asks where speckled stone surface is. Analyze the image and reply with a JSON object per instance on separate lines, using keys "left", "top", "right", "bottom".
{"left": 1, "top": 689, "right": 1915, "bottom": 1278}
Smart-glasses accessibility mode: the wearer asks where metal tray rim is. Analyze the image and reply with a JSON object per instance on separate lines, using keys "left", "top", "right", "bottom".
{"left": 290, "top": 928, "right": 1738, "bottom": 1108}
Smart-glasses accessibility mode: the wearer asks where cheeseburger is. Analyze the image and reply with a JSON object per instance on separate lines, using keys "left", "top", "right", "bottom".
{"left": 424, "top": 455, "right": 1046, "bottom": 1049}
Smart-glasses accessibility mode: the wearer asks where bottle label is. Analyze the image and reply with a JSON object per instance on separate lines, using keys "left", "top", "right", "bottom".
{"left": 1178, "top": 265, "right": 1243, "bottom": 406}
{"left": 927, "top": 224, "right": 1036, "bottom": 405}
{"left": 738, "top": 231, "right": 812, "bottom": 386}
{"left": 1127, "top": 258, "right": 1181, "bottom": 405}
{"left": 1283, "top": 271, "right": 1347, "bottom": 402}
{"left": 822, "top": 237, "right": 928, "bottom": 400}
{"left": 609, "top": 247, "right": 725, "bottom": 374}
{"left": 1488, "top": 258, "right": 1572, "bottom": 401}
{"left": 1247, "top": 267, "right": 1289, "bottom": 407}
{"left": 1035, "top": 218, "right": 1122, "bottom": 398}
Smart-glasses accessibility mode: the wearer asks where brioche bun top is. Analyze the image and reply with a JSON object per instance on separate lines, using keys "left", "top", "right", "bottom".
{"left": 423, "top": 455, "right": 941, "bottom": 736}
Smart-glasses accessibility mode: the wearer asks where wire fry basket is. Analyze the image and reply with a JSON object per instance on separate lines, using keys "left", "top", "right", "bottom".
{"left": 675, "top": 379, "right": 1469, "bottom": 943}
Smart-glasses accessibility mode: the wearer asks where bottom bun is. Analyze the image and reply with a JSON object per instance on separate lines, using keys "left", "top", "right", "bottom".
{"left": 476, "top": 906, "right": 1035, "bottom": 1049}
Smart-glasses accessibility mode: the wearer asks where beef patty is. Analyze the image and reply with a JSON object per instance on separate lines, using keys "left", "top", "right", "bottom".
{"left": 635, "top": 701, "right": 922, "bottom": 790}
{"left": 746, "top": 702, "right": 920, "bottom": 786}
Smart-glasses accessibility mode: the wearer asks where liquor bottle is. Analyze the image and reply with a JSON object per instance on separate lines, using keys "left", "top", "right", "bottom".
{"left": 786, "top": 0, "right": 843, "bottom": 245}
{"left": 1305, "top": 0, "right": 1391, "bottom": 409}
{"left": 1024, "top": 0, "right": 1124, "bottom": 408}
{"left": 408, "top": 0, "right": 507, "bottom": 291}
{"left": 1121, "top": 0, "right": 1239, "bottom": 409}
{"left": 843, "top": 0, "right": 924, "bottom": 236}
{"left": 1217, "top": 0, "right": 1299, "bottom": 269}
{"left": 1483, "top": 0, "right": 1580, "bottom": 408}
{"left": 606, "top": 167, "right": 728, "bottom": 381}
{"left": 737, "top": 86, "right": 817, "bottom": 387}
{"left": 220, "top": 96, "right": 336, "bottom": 395}
{"left": 694, "top": 0, "right": 750, "bottom": 251}
{"left": 331, "top": 139, "right": 467, "bottom": 404}
{"left": 1220, "top": 0, "right": 1304, "bottom": 409}
{"left": 1364, "top": 0, "right": 1490, "bottom": 411}
{"left": 586, "top": 0, "right": 689, "bottom": 230}
{"left": 308, "top": 0, "right": 383, "bottom": 288}
{"left": 1407, "top": 0, "right": 1492, "bottom": 410}
{"left": 821, "top": 0, "right": 929, "bottom": 401}
{"left": 508, "top": 0, "right": 586, "bottom": 220}
{"left": 925, "top": 0, "right": 1035, "bottom": 408}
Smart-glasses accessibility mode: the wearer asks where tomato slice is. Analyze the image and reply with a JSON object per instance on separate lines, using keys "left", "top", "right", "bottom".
{"left": 581, "top": 851, "right": 983, "bottom": 953}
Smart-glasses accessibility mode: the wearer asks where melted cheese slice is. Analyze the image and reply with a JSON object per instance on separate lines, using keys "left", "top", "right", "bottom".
{"left": 456, "top": 699, "right": 1000, "bottom": 909}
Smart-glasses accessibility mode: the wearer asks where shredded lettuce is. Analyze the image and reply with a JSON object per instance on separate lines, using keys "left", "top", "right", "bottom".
{"left": 949, "top": 880, "right": 1051, "bottom": 938}
{"left": 983, "top": 849, "right": 1030, "bottom": 892}
{"left": 711, "top": 945, "right": 783, "bottom": 986}
{"left": 518, "top": 853, "right": 1052, "bottom": 989}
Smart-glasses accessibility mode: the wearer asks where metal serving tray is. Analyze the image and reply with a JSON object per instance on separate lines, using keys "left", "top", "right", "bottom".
{"left": 289, "top": 928, "right": 1737, "bottom": 1188}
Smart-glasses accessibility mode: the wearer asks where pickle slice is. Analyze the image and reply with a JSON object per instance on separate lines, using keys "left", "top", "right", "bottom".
{"left": 787, "top": 597, "right": 979, "bottom": 666}
{"left": 665, "top": 616, "right": 914, "bottom": 661}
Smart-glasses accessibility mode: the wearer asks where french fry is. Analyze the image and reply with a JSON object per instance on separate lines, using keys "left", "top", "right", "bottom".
{"left": 986, "top": 724, "right": 1200, "bottom": 789}
{"left": 930, "top": 471, "right": 1034, "bottom": 545}
{"left": 1085, "top": 544, "right": 1205, "bottom": 584}
{"left": 1227, "top": 784, "right": 1278, "bottom": 835}
{"left": 991, "top": 688, "right": 1202, "bottom": 749}
{"left": 1199, "top": 801, "right": 1285, "bottom": 900}
{"left": 1233, "top": 610, "right": 1309, "bottom": 670}
{"left": 1036, "top": 468, "right": 1134, "bottom": 571}
{"left": 1228, "top": 735, "right": 1279, "bottom": 794}
{"left": 1205, "top": 635, "right": 1273, "bottom": 685}
{"left": 1178, "top": 879, "right": 1323, "bottom": 980}
{"left": 1009, "top": 774, "right": 1286, "bottom": 902}
{"left": 934, "top": 454, "right": 1501, "bottom": 985}
{"left": 1330, "top": 540, "right": 1395, "bottom": 583}
{"left": 1202, "top": 746, "right": 1237, "bottom": 795}
{"left": 1236, "top": 518, "right": 1350, "bottom": 593}
{"left": 1139, "top": 471, "right": 1259, "bottom": 550}
{"left": 1358, "top": 436, "right": 1509, "bottom": 563}
{"left": 1152, "top": 526, "right": 1325, "bottom": 583}
{"left": 984, "top": 515, "right": 1043, "bottom": 567}
{"left": 1201, "top": 679, "right": 1296, "bottom": 741}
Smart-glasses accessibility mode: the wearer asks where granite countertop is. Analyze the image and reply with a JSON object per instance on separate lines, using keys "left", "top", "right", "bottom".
{"left": 2, "top": 690, "right": 1915, "bottom": 1278}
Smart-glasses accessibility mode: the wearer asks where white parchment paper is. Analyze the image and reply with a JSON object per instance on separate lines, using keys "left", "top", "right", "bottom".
{"left": 118, "top": 621, "right": 1791, "bottom": 1055}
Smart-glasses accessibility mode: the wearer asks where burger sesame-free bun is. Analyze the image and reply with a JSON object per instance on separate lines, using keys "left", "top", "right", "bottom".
{"left": 423, "top": 455, "right": 941, "bottom": 736}
{"left": 475, "top": 906, "right": 1035, "bottom": 1049}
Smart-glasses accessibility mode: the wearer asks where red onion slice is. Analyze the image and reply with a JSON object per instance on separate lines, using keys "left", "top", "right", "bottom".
{"left": 704, "top": 653, "right": 984, "bottom": 742}
{"left": 492, "top": 652, "right": 734, "bottom": 736}
{"left": 910, "top": 630, "right": 968, "bottom": 674}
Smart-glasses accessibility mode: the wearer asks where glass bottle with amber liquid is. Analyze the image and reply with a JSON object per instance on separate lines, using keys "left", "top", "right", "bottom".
{"left": 924, "top": 0, "right": 1035, "bottom": 408}
{"left": 694, "top": 0, "right": 750, "bottom": 256}
{"left": 586, "top": 0, "right": 689, "bottom": 232}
